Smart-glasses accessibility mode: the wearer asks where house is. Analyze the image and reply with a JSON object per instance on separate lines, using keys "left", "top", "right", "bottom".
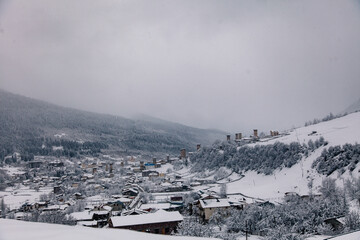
{"left": 324, "top": 216, "right": 345, "bottom": 232}
{"left": 198, "top": 198, "right": 231, "bottom": 221}
{"left": 54, "top": 186, "right": 63, "bottom": 194}
{"left": 199, "top": 192, "right": 220, "bottom": 200}
{"left": 122, "top": 188, "right": 139, "bottom": 197}
{"left": 140, "top": 202, "right": 183, "bottom": 212}
{"left": 27, "top": 161, "right": 42, "bottom": 169}
{"left": 109, "top": 210, "right": 183, "bottom": 234}
{"left": 70, "top": 210, "right": 94, "bottom": 222}
{"left": 42, "top": 204, "right": 67, "bottom": 212}
{"left": 70, "top": 209, "right": 110, "bottom": 228}
{"left": 149, "top": 172, "right": 160, "bottom": 180}
{"left": 19, "top": 202, "right": 33, "bottom": 212}
{"left": 300, "top": 194, "right": 322, "bottom": 202}
{"left": 49, "top": 161, "right": 64, "bottom": 168}
{"left": 227, "top": 195, "right": 248, "bottom": 210}
{"left": 91, "top": 210, "right": 110, "bottom": 227}
{"left": 170, "top": 196, "right": 183, "bottom": 203}
{"left": 144, "top": 163, "right": 155, "bottom": 170}
{"left": 121, "top": 208, "right": 148, "bottom": 216}
{"left": 33, "top": 201, "right": 48, "bottom": 210}
{"left": 142, "top": 170, "right": 159, "bottom": 178}
{"left": 107, "top": 200, "right": 125, "bottom": 211}
{"left": 73, "top": 192, "right": 83, "bottom": 200}
{"left": 140, "top": 203, "right": 172, "bottom": 212}
{"left": 111, "top": 196, "right": 132, "bottom": 208}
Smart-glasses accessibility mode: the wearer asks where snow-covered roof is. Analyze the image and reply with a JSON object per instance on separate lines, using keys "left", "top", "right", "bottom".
{"left": 43, "top": 205, "right": 66, "bottom": 211}
{"left": 161, "top": 182, "right": 172, "bottom": 187}
{"left": 70, "top": 211, "right": 94, "bottom": 221}
{"left": 200, "top": 199, "right": 230, "bottom": 209}
{"left": 139, "top": 203, "right": 172, "bottom": 210}
{"left": 91, "top": 210, "right": 109, "bottom": 215}
{"left": 77, "top": 220, "right": 98, "bottom": 227}
{"left": 121, "top": 209, "right": 148, "bottom": 216}
{"left": 117, "top": 197, "right": 132, "bottom": 203}
{"left": 110, "top": 210, "right": 183, "bottom": 227}
{"left": 103, "top": 206, "right": 112, "bottom": 212}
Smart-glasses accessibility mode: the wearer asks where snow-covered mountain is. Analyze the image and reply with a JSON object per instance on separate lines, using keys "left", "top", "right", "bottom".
{"left": 0, "top": 89, "right": 225, "bottom": 157}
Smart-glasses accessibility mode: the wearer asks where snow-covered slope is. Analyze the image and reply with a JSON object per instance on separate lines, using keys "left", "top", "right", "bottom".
{"left": 220, "top": 112, "right": 360, "bottom": 201}
{"left": 255, "top": 111, "right": 360, "bottom": 147}
{"left": 0, "top": 219, "right": 219, "bottom": 240}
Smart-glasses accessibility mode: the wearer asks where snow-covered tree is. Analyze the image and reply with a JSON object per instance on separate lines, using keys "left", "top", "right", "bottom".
{"left": 0, "top": 198, "right": 6, "bottom": 218}
{"left": 177, "top": 217, "right": 213, "bottom": 237}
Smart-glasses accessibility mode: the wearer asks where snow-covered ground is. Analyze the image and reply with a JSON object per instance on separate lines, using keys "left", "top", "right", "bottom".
{"left": 321, "top": 230, "right": 360, "bottom": 240}
{"left": 0, "top": 186, "right": 53, "bottom": 210}
{"left": 252, "top": 111, "right": 360, "bottom": 147}
{"left": 304, "top": 236, "right": 330, "bottom": 240}
{"left": 0, "top": 219, "right": 220, "bottom": 240}
{"left": 208, "top": 112, "right": 360, "bottom": 201}
{"left": 236, "top": 235, "right": 263, "bottom": 240}
{"left": 223, "top": 148, "right": 325, "bottom": 201}
{"left": 0, "top": 166, "right": 25, "bottom": 177}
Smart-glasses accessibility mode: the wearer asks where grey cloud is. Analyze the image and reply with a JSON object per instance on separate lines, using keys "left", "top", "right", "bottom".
{"left": 1, "top": 0, "right": 360, "bottom": 134}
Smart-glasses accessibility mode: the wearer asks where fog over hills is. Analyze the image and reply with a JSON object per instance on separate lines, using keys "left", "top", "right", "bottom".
{"left": 342, "top": 97, "right": 360, "bottom": 115}
{"left": 0, "top": 89, "right": 225, "bottom": 158}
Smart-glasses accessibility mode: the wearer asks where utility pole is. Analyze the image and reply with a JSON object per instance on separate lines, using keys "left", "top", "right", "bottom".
{"left": 245, "top": 220, "right": 248, "bottom": 240}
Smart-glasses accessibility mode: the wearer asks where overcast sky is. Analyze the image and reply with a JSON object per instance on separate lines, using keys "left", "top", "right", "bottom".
{"left": 1, "top": 0, "right": 360, "bottom": 134}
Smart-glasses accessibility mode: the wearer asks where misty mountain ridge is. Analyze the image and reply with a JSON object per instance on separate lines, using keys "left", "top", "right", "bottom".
{"left": 342, "top": 97, "right": 360, "bottom": 115}
{"left": 132, "top": 113, "right": 226, "bottom": 134}
{"left": 0, "top": 89, "right": 226, "bottom": 158}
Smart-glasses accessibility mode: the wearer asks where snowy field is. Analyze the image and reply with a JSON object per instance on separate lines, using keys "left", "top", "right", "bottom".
{"left": 0, "top": 166, "right": 25, "bottom": 177}
{"left": 251, "top": 111, "right": 360, "bottom": 147}
{"left": 0, "top": 186, "right": 53, "bottom": 210}
{"left": 0, "top": 219, "right": 220, "bottom": 240}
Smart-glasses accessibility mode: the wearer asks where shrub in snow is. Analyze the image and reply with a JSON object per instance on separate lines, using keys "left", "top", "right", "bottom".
{"left": 344, "top": 211, "right": 360, "bottom": 232}
{"left": 191, "top": 139, "right": 325, "bottom": 175}
{"left": 312, "top": 143, "right": 360, "bottom": 176}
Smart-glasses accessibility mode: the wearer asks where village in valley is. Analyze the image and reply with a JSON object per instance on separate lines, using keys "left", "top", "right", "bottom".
{"left": 2, "top": 109, "right": 360, "bottom": 240}
{"left": 0, "top": 129, "right": 284, "bottom": 235}
{"left": 2, "top": 1, "right": 360, "bottom": 239}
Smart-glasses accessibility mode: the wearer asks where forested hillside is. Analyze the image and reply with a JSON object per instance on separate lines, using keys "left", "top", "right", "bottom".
{"left": 191, "top": 137, "right": 327, "bottom": 175}
{"left": 0, "top": 89, "right": 225, "bottom": 159}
